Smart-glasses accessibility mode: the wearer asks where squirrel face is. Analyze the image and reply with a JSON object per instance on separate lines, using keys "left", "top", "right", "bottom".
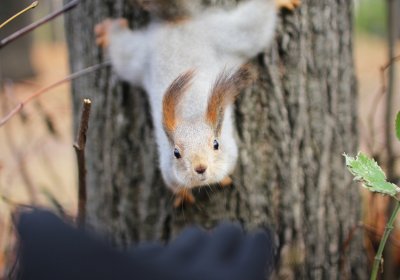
{"left": 162, "top": 66, "right": 255, "bottom": 189}
{"left": 170, "top": 120, "right": 226, "bottom": 188}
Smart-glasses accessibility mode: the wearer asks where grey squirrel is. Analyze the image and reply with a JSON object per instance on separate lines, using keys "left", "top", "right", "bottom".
{"left": 95, "top": 0, "right": 300, "bottom": 207}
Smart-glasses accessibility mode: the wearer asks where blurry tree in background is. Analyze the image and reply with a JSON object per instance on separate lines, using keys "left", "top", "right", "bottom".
{"left": 355, "top": 0, "right": 386, "bottom": 37}
{"left": 0, "top": 0, "right": 36, "bottom": 82}
{"left": 65, "top": 0, "right": 367, "bottom": 278}
{"left": 34, "top": 0, "right": 65, "bottom": 42}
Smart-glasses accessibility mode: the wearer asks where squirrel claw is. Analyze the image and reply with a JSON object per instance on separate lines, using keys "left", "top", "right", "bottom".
{"left": 275, "top": 0, "right": 301, "bottom": 10}
{"left": 94, "top": 18, "right": 128, "bottom": 49}
{"left": 173, "top": 189, "right": 195, "bottom": 208}
{"left": 220, "top": 176, "right": 233, "bottom": 187}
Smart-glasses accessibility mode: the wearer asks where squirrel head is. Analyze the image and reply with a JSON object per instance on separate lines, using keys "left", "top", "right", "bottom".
{"left": 162, "top": 65, "right": 255, "bottom": 188}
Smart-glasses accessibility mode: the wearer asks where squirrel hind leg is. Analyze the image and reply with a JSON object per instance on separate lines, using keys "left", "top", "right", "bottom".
{"left": 275, "top": 0, "right": 301, "bottom": 10}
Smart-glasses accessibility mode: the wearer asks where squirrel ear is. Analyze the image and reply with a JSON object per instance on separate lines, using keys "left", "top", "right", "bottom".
{"left": 163, "top": 70, "right": 195, "bottom": 141}
{"left": 206, "top": 64, "right": 256, "bottom": 135}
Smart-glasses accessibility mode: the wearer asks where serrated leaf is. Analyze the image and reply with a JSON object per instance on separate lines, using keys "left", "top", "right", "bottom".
{"left": 344, "top": 153, "right": 386, "bottom": 182}
{"left": 344, "top": 152, "right": 400, "bottom": 197}
{"left": 396, "top": 111, "right": 400, "bottom": 141}
{"left": 363, "top": 180, "right": 400, "bottom": 196}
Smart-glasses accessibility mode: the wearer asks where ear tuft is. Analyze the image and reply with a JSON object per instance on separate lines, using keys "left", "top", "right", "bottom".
{"left": 206, "top": 64, "right": 256, "bottom": 134}
{"left": 229, "top": 64, "right": 257, "bottom": 93}
{"left": 163, "top": 70, "right": 195, "bottom": 141}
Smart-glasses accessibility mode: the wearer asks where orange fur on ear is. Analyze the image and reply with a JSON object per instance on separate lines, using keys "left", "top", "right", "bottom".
{"left": 163, "top": 70, "right": 195, "bottom": 141}
{"left": 206, "top": 64, "right": 256, "bottom": 134}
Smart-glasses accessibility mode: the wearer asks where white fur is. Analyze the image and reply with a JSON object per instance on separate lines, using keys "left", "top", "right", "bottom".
{"left": 107, "top": 0, "right": 276, "bottom": 191}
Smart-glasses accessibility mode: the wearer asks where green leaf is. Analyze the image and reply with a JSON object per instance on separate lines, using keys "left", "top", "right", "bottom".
{"left": 396, "top": 111, "right": 400, "bottom": 141}
{"left": 344, "top": 152, "right": 400, "bottom": 197}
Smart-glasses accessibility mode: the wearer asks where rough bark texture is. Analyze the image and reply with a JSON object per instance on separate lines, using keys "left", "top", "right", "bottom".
{"left": 64, "top": 0, "right": 367, "bottom": 278}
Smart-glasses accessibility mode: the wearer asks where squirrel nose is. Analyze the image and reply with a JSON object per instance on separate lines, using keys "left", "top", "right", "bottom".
{"left": 195, "top": 165, "right": 207, "bottom": 174}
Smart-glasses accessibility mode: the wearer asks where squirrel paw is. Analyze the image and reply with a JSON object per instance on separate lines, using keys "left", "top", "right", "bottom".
{"left": 219, "top": 176, "right": 233, "bottom": 188}
{"left": 173, "top": 189, "right": 195, "bottom": 208}
{"left": 94, "top": 18, "right": 128, "bottom": 48}
{"left": 275, "top": 0, "right": 301, "bottom": 10}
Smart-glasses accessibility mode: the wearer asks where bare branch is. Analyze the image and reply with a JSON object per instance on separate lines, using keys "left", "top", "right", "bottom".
{"left": 74, "top": 99, "right": 92, "bottom": 228}
{"left": 381, "top": 54, "right": 400, "bottom": 73}
{"left": 0, "top": 62, "right": 109, "bottom": 127}
{"left": 0, "top": 0, "right": 79, "bottom": 49}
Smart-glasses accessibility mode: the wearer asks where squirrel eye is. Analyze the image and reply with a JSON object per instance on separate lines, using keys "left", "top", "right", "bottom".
{"left": 213, "top": 139, "right": 219, "bottom": 150}
{"left": 174, "top": 148, "right": 181, "bottom": 159}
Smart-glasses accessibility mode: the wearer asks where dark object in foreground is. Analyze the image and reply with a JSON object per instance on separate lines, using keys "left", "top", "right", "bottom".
{"left": 16, "top": 209, "right": 276, "bottom": 280}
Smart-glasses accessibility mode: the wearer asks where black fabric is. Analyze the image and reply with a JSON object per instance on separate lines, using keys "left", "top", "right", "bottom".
{"left": 17, "top": 209, "right": 276, "bottom": 280}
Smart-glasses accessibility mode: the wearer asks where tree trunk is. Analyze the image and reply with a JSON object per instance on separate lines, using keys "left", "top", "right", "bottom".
{"left": 64, "top": 0, "right": 367, "bottom": 278}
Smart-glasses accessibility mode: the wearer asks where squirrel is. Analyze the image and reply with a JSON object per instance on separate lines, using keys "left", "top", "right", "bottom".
{"left": 95, "top": 0, "right": 300, "bottom": 207}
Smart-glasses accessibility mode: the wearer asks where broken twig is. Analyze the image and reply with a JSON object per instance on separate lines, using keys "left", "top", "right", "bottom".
{"left": 73, "top": 99, "right": 92, "bottom": 228}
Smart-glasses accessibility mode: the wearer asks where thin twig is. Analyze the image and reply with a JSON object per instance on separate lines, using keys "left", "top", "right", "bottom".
{"left": 366, "top": 54, "right": 400, "bottom": 157}
{"left": 74, "top": 99, "right": 92, "bottom": 228}
{"left": 0, "top": 194, "right": 31, "bottom": 209}
{"left": 0, "top": 0, "right": 79, "bottom": 49}
{"left": 0, "top": 61, "right": 109, "bottom": 127}
{"left": 381, "top": 54, "right": 400, "bottom": 73}
{"left": 0, "top": 1, "right": 38, "bottom": 29}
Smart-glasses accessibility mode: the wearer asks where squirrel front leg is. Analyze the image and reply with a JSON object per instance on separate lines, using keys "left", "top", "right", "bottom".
{"left": 95, "top": 18, "right": 149, "bottom": 86}
{"left": 173, "top": 177, "right": 232, "bottom": 208}
{"left": 220, "top": 176, "right": 233, "bottom": 187}
{"left": 173, "top": 188, "right": 195, "bottom": 208}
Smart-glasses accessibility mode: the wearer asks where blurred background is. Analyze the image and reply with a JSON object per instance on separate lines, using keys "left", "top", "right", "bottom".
{"left": 0, "top": 0, "right": 74, "bottom": 276}
{"left": 0, "top": 0, "right": 400, "bottom": 277}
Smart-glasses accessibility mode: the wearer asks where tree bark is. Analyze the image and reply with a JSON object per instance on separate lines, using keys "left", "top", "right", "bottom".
{"left": 64, "top": 0, "right": 367, "bottom": 278}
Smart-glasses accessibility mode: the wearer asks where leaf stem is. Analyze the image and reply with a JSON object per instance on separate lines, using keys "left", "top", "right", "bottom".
{"left": 370, "top": 200, "right": 400, "bottom": 280}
